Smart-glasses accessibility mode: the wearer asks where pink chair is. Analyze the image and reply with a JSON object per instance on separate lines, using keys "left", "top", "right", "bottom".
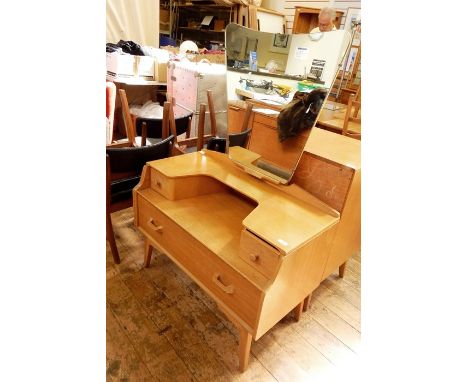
{"left": 106, "top": 81, "right": 117, "bottom": 144}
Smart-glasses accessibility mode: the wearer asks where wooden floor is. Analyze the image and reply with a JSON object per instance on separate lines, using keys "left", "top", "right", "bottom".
{"left": 107, "top": 207, "right": 361, "bottom": 381}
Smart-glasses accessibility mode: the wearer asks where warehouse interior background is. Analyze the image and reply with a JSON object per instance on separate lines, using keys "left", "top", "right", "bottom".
{"left": 1, "top": 1, "right": 468, "bottom": 381}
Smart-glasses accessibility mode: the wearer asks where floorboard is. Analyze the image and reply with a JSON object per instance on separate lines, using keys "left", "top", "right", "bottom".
{"left": 107, "top": 207, "right": 361, "bottom": 380}
{"left": 106, "top": 305, "right": 155, "bottom": 381}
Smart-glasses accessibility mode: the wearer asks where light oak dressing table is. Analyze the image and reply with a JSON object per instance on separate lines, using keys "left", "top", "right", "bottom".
{"left": 133, "top": 128, "right": 360, "bottom": 371}
{"left": 133, "top": 146, "right": 344, "bottom": 371}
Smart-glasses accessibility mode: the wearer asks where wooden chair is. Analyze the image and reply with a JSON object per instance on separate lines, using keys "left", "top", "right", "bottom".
{"left": 167, "top": 100, "right": 211, "bottom": 155}
{"left": 205, "top": 102, "right": 254, "bottom": 153}
{"left": 342, "top": 93, "right": 361, "bottom": 140}
{"left": 119, "top": 88, "right": 171, "bottom": 147}
{"left": 106, "top": 135, "right": 174, "bottom": 263}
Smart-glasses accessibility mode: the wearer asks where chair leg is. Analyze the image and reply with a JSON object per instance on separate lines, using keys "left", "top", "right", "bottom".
{"left": 144, "top": 239, "right": 153, "bottom": 268}
{"left": 106, "top": 212, "right": 120, "bottom": 264}
{"left": 339, "top": 262, "right": 347, "bottom": 278}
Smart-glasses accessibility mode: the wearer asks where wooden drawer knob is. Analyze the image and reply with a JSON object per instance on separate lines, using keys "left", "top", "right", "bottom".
{"left": 249, "top": 253, "right": 259, "bottom": 262}
{"left": 148, "top": 218, "right": 163, "bottom": 232}
{"left": 212, "top": 273, "right": 234, "bottom": 294}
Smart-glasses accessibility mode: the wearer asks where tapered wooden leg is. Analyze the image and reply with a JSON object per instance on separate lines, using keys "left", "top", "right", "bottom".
{"left": 339, "top": 262, "right": 347, "bottom": 278}
{"left": 238, "top": 327, "right": 252, "bottom": 372}
{"left": 293, "top": 300, "right": 304, "bottom": 322}
{"left": 106, "top": 212, "right": 120, "bottom": 264}
{"left": 303, "top": 294, "right": 312, "bottom": 312}
{"left": 144, "top": 240, "right": 153, "bottom": 268}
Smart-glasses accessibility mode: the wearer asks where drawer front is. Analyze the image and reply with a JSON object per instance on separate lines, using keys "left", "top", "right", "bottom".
{"left": 239, "top": 230, "right": 281, "bottom": 279}
{"left": 253, "top": 112, "right": 277, "bottom": 128}
{"left": 150, "top": 168, "right": 174, "bottom": 200}
{"left": 249, "top": 121, "right": 307, "bottom": 169}
{"left": 137, "top": 195, "right": 262, "bottom": 328}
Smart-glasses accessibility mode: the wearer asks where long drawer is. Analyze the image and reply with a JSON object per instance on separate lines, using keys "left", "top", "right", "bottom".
{"left": 137, "top": 194, "right": 262, "bottom": 329}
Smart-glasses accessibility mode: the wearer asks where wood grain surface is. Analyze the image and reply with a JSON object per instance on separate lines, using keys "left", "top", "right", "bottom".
{"left": 107, "top": 207, "right": 360, "bottom": 381}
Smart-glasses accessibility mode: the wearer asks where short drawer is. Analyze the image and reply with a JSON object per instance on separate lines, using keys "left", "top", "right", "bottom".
{"left": 239, "top": 230, "right": 282, "bottom": 279}
{"left": 137, "top": 194, "right": 262, "bottom": 328}
{"left": 150, "top": 168, "right": 174, "bottom": 200}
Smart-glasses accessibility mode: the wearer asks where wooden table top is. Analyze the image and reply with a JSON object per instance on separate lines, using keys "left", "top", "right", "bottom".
{"left": 305, "top": 128, "right": 361, "bottom": 170}
{"left": 106, "top": 74, "right": 166, "bottom": 86}
{"left": 146, "top": 150, "right": 339, "bottom": 254}
{"left": 316, "top": 101, "right": 361, "bottom": 134}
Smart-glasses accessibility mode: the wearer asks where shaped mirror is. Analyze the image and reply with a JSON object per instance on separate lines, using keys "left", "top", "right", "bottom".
{"left": 224, "top": 23, "right": 351, "bottom": 184}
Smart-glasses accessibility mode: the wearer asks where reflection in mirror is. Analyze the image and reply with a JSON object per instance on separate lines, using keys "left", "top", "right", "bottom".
{"left": 224, "top": 23, "right": 351, "bottom": 184}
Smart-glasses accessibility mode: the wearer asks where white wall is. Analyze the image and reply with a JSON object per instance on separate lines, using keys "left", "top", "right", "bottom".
{"left": 285, "top": 30, "right": 350, "bottom": 87}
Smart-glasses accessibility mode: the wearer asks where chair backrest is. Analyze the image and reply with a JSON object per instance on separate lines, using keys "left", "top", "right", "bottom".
{"left": 342, "top": 94, "right": 361, "bottom": 139}
{"left": 167, "top": 101, "right": 210, "bottom": 155}
{"left": 106, "top": 134, "right": 174, "bottom": 175}
{"left": 205, "top": 93, "right": 254, "bottom": 153}
{"left": 205, "top": 137, "right": 226, "bottom": 153}
{"left": 354, "top": 83, "right": 361, "bottom": 103}
{"left": 206, "top": 127, "right": 253, "bottom": 153}
{"left": 229, "top": 126, "right": 253, "bottom": 148}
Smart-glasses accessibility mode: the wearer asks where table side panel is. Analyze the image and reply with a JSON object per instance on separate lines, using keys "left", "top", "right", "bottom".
{"left": 321, "top": 168, "right": 361, "bottom": 280}
{"left": 255, "top": 226, "right": 336, "bottom": 339}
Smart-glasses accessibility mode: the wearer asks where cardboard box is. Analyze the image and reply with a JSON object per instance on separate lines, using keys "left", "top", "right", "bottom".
{"left": 106, "top": 52, "right": 155, "bottom": 79}
{"left": 134, "top": 55, "right": 155, "bottom": 79}
{"left": 151, "top": 48, "right": 171, "bottom": 82}
{"left": 154, "top": 60, "right": 168, "bottom": 82}
{"left": 106, "top": 52, "right": 134, "bottom": 77}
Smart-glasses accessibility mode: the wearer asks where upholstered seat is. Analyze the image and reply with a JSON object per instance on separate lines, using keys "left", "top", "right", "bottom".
{"left": 106, "top": 135, "right": 174, "bottom": 263}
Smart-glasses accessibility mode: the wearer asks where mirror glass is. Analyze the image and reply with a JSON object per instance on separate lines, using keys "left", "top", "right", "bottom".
{"left": 224, "top": 23, "right": 351, "bottom": 184}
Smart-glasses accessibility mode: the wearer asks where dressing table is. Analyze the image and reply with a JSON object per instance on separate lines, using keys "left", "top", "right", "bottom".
{"left": 133, "top": 129, "right": 360, "bottom": 371}
{"left": 133, "top": 25, "right": 360, "bottom": 372}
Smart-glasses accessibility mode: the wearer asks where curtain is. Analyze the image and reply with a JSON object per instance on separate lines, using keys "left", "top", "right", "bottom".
{"left": 107, "top": 0, "right": 159, "bottom": 47}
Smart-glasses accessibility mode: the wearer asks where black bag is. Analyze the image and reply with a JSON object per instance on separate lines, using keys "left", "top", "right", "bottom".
{"left": 106, "top": 40, "right": 145, "bottom": 56}
{"left": 277, "top": 88, "right": 327, "bottom": 142}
